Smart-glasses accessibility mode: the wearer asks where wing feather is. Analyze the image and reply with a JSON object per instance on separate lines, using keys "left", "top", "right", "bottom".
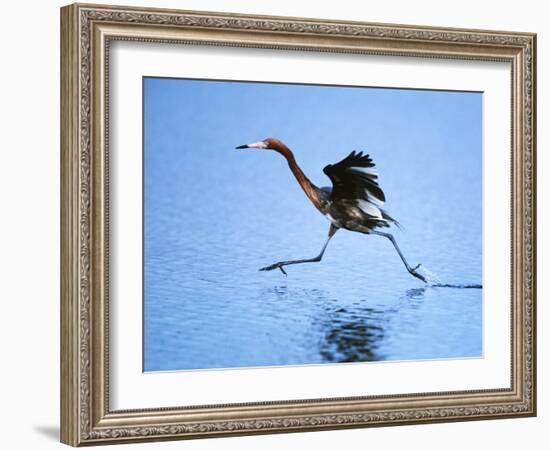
{"left": 323, "top": 151, "right": 386, "bottom": 205}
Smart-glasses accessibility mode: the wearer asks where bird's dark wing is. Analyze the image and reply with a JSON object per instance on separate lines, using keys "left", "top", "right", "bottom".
{"left": 323, "top": 151, "right": 385, "bottom": 205}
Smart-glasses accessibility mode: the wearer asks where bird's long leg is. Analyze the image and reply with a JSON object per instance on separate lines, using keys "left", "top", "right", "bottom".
{"left": 260, "top": 225, "right": 338, "bottom": 275}
{"left": 370, "top": 230, "right": 427, "bottom": 283}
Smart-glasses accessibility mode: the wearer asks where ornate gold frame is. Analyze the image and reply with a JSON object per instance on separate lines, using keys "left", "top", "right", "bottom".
{"left": 60, "top": 3, "right": 536, "bottom": 446}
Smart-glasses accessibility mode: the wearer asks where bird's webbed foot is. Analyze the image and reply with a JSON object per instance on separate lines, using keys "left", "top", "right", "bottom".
{"left": 408, "top": 264, "right": 428, "bottom": 283}
{"left": 259, "top": 262, "right": 288, "bottom": 275}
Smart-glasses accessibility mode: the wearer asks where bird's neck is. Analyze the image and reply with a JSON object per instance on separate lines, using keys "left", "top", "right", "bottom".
{"left": 273, "top": 144, "right": 321, "bottom": 210}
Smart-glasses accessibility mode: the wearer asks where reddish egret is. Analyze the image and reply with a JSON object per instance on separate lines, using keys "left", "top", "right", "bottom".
{"left": 236, "top": 138, "right": 427, "bottom": 283}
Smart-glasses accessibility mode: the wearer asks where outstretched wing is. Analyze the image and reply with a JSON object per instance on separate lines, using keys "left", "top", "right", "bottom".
{"left": 323, "top": 151, "right": 385, "bottom": 205}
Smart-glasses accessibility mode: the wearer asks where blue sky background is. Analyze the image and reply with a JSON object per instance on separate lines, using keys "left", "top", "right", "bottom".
{"left": 143, "top": 77, "right": 483, "bottom": 371}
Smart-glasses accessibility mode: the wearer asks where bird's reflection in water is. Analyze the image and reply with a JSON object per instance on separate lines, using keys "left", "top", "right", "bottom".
{"left": 406, "top": 287, "right": 428, "bottom": 300}
{"left": 262, "top": 286, "right": 411, "bottom": 363}
{"left": 318, "top": 307, "right": 387, "bottom": 362}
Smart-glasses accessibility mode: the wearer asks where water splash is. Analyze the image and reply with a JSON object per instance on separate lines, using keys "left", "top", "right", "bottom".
{"left": 415, "top": 265, "right": 442, "bottom": 285}
{"left": 431, "top": 283, "right": 483, "bottom": 289}
{"left": 416, "top": 265, "right": 482, "bottom": 289}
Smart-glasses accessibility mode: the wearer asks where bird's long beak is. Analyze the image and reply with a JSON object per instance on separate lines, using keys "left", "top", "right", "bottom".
{"left": 235, "top": 141, "right": 267, "bottom": 149}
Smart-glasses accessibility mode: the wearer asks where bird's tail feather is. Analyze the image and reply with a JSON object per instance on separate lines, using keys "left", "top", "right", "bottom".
{"left": 382, "top": 210, "right": 404, "bottom": 231}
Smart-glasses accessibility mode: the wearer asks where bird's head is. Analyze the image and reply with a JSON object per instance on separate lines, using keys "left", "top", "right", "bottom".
{"left": 235, "top": 137, "right": 285, "bottom": 151}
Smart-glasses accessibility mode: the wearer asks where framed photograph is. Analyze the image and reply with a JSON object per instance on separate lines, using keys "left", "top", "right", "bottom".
{"left": 60, "top": 3, "right": 536, "bottom": 446}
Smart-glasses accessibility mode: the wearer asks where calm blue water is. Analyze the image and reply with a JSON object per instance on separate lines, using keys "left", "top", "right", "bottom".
{"left": 143, "top": 77, "right": 482, "bottom": 371}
